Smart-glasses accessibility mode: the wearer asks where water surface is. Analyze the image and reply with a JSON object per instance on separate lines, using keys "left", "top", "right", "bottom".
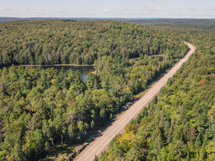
{"left": 41, "top": 65, "right": 95, "bottom": 81}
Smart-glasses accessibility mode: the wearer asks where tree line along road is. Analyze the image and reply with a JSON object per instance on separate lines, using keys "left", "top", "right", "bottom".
{"left": 74, "top": 42, "right": 196, "bottom": 161}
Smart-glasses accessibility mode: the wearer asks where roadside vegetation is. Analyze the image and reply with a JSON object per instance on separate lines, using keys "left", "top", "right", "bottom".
{"left": 98, "top": 24, "right": 215, "bottom": 161}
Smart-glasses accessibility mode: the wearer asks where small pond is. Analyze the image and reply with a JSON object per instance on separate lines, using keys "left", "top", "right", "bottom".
{"left": 41, "top": 65, "right": 95, "bottom": 81}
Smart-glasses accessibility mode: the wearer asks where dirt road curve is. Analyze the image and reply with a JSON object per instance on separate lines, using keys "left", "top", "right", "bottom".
{"left": 74, "top": 42, "right": 196, "bottom": 161}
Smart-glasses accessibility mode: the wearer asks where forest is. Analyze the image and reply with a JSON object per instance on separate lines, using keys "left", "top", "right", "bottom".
{"left": 98, "top": 24, "right": 215, "bottom": 160}
{"left": 0, "top": 20, "right": 188, "bottom": 67}
{"left": 0, "top": 20, "right": 189, "bottom": 160}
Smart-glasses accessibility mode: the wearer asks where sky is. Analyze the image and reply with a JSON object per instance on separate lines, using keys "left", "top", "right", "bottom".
{"left": 0, "top": 0, "right": 215, "bottom": 18}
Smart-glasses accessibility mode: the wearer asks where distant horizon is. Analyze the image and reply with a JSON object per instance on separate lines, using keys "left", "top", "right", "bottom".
{"left": 1, "top": 17, "right": 215, "bottom": 19}
{"left": 1, "top": 0, "right": 215, "bottom": 18}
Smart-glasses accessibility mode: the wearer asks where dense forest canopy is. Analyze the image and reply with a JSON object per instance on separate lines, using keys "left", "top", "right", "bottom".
{"left": 98, "top": 24, "right": 215, "bottom": 161}
{"left": 0, "top": 20, "right": 188, "bottom": 67}
{"left": 0, "top": 20, "right": 190, "bottom": 160}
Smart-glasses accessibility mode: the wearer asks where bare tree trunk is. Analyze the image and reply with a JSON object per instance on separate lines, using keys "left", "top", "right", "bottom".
{"left": 51, "top": 138, "right": 54, "bottom": 146}
{"left": 61, "top": 134, "right": 63, "bottom": 148}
